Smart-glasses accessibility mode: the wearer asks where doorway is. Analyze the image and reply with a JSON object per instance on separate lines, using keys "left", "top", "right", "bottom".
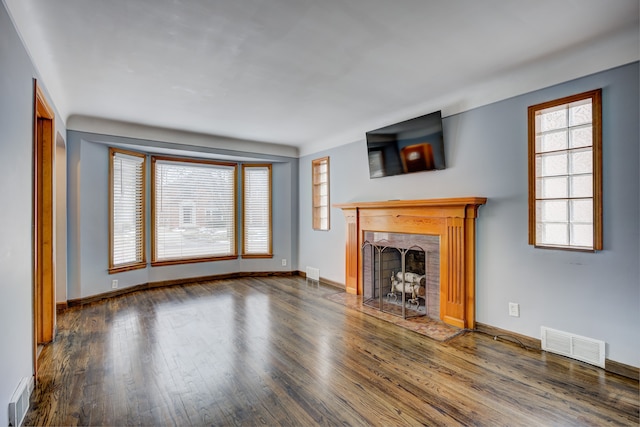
{"left": 33, "top": 80, "right": 56, "bottom": 378}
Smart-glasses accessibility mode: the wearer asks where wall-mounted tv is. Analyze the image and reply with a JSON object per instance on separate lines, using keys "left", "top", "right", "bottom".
{"left": 366, "top": 110, "right": 445, "bottom": 179}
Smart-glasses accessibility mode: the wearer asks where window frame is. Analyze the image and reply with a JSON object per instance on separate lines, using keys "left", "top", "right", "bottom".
{"left": 312, "top": 156, "right": 330, "bottom": 231}
{"left": 108, "top": 147, "right": 147, "bottom": 273}
{"left": 151, "top": 155, "right": 238, "bottom": 266}
{"left": 241, "top": 163, "right": 273, "bottom": 258}
{"left": 527, "top": 89, "right": 603, "bottom": 251}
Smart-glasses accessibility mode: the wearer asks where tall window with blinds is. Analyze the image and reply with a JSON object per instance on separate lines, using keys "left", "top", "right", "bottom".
{"left": 109, "top": 148, "right": 146, "bottom": 273}
{"left": 152, "top": 157, "right": 237, "bottom": 265}
{"left": 242, "top": 164, "right": 272, "bottom": 257}
{"left": 312, "top": 156, "right": 330, "bottom": 231}
{"left": 528, "top": 89, "right": 602, "bottom": 251}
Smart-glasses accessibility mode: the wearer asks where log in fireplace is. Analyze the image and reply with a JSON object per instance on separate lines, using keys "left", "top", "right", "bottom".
{"left": 334, "top": 198, "right": 487, "bottom": 329}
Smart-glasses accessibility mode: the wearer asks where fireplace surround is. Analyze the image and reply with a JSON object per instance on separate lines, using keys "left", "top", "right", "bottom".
{"left": 335, "top": 198, "right": 487, "bottom": 329}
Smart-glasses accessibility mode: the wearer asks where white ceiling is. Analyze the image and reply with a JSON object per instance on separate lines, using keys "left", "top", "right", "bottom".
{"left": 4, "top": 0, "right": 639, "bottom": 156}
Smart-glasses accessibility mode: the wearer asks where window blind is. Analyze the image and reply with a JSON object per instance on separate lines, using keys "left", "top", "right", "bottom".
{"left": 153, "top": 157, "right": 237, "bottom": 263}
{"left": 110, "top": 149, "right": 145, "bottom": 271}
{"left": 242, "top": 165, "right": 272, "bottom": 256}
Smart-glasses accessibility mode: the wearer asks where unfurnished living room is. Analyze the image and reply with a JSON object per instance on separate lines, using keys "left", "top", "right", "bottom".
{"left": 1, "top": 1, "right": 639, "bottom": 426}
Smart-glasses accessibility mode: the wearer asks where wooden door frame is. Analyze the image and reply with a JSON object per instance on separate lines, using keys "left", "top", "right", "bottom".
{"left": 33, "top": 80, "right": 56, "bottom": 378}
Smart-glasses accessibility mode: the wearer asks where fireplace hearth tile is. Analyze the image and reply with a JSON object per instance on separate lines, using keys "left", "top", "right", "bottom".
{"left": 325, "top": 291, "right": 465, "bottom": 342}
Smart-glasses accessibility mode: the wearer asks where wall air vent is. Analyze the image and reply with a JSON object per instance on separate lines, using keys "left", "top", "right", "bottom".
{"left": 541, "top": 326, "right": 605, "bottom": 368}
{"left": 306, "top": 267, "right": 320, "bottom": 281}
{"left": 9, "top": 376, "right": 33, "bottom": 427}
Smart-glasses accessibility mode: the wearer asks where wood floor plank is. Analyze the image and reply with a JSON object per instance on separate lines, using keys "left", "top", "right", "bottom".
{"left": 24, "top": 276, "right": 639, "bottom": 426}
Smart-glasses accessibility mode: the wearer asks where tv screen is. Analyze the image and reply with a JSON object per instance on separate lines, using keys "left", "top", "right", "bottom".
{"left": 366, "top": 110, "right": 445, "bottom": 179}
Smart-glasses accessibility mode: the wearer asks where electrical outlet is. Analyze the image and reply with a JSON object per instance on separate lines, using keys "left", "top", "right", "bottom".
{"left": 281, "top": 259, "right": 287, "bottom": 266}
{"left": 509, "top": 302, "right": 520, "bottom": 317}
{"left": 112, "top": 279, "right": 118, "bottom": 289}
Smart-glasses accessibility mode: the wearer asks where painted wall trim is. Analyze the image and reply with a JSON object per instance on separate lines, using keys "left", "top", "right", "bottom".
{"left": 65, "top": 271, "right": 300, "bottom": 307}
{"left": 475, "top": 323, "right": 639, "bottom": 381}
{"left": 299, "top": 26, "right": 639, "bottom": 157}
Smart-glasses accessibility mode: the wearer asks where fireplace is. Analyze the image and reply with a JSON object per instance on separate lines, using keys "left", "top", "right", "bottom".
{"left": 334, "top": 198, "right": 487, "bottom": 329}
{"left": 362, "top": 232, "right": 439, "bottom": 319}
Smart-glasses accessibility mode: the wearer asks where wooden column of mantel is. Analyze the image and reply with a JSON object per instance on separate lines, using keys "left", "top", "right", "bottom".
{"left": 333, "top": 197, "right": 487, "bottom": 329}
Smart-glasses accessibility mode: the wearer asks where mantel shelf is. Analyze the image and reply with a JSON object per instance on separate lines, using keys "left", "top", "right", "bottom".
{"left": 333, "top": 197, "right": 487, "bottom": 211}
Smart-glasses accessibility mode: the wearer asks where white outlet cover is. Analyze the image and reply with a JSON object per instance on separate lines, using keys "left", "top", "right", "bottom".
{"left": 508, "top": 302, "right": 520, "bottom": 317}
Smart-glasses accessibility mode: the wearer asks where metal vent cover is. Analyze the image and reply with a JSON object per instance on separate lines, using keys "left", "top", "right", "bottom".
{"left": 541, "top": 326, "right": 605, "bottom": 368}
{"left": 306, "top": 267, "right": 320, "bottom": 281}
{"left": 9, "top": 377, "right": 32, "bottom": 427}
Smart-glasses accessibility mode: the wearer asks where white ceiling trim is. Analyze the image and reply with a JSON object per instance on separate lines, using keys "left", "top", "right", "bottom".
{"left": 3, "top": 0, "right": 639, "bottom": 158}
{"left": 300, "top": 25, "right": 640, "bottom": 156}
{"left": 67, "top": 115, "right": 299, "bottom": 158}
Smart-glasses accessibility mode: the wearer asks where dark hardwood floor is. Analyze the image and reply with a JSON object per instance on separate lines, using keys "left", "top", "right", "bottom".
{"left": 24, "top": 276, "right": 639, "bottom": 426}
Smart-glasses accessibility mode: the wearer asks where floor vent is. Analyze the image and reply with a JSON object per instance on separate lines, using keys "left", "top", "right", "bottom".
{"left": 541, "top": 326, "right": 605, "bottom": 368}
{"left": 306, "top": 267, "right": 320, "bottom": 281}
{"left": 9, "top": 376, "right": 32, "bottom": 427}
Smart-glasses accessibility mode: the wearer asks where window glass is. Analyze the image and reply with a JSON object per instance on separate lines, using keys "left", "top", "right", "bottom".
{"left": 109, "top": 148, "right": 146, "bottom": 272}
{"left": 152, "top": 157, "right": 237, "bottom": 264}
{"left": 242, "top": 164, "right": 272, "bottom": 257}
{"left": 312, "top": 157, "right": 330, "bottom": 231}
{"left": 528, "top": 89, "right": 602, "bottom": 251}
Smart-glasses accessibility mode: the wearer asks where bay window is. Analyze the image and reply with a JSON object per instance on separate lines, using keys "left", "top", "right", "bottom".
{"left": 152, "top": 156, "right": 237, "bottom": 264}
{"left": 109, "top": 148, "right": 146, "bottom": 273}
{"left": 242, "top": 164, "right": 272, "bottom": 257}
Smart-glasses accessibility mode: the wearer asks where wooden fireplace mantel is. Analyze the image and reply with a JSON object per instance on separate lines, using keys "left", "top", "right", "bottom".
{"left": 334, "top": 197, "right": 487, "bottom": 329}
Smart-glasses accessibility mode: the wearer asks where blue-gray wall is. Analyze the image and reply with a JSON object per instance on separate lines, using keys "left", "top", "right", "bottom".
{"left": 298, "top": 62, "right": 640, "bottom": 367}
{"left": 0, "top": 2, "right": 66, "bottom": 423}
{"left": 66, "top": 131, "right": 299, "bottom": 299}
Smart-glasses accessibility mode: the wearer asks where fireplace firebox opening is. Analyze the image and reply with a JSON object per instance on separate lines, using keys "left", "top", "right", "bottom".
{"left": 362, "top": 232, "right": 440, "bottom": 319}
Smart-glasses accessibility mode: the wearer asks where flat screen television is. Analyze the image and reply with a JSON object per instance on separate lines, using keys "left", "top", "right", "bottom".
{"left": 366, "top": 110, "right": 445, "bottom": 179}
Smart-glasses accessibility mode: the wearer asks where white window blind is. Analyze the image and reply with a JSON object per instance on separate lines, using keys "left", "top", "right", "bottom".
{"left": 110, "top": 149, "right": 146, "bottom": 271}
{"left": 242, "top": 164, "right": 272, "bottom": 256}
{"left": 153, "top": 157, "right": 237, "bottom": 263}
